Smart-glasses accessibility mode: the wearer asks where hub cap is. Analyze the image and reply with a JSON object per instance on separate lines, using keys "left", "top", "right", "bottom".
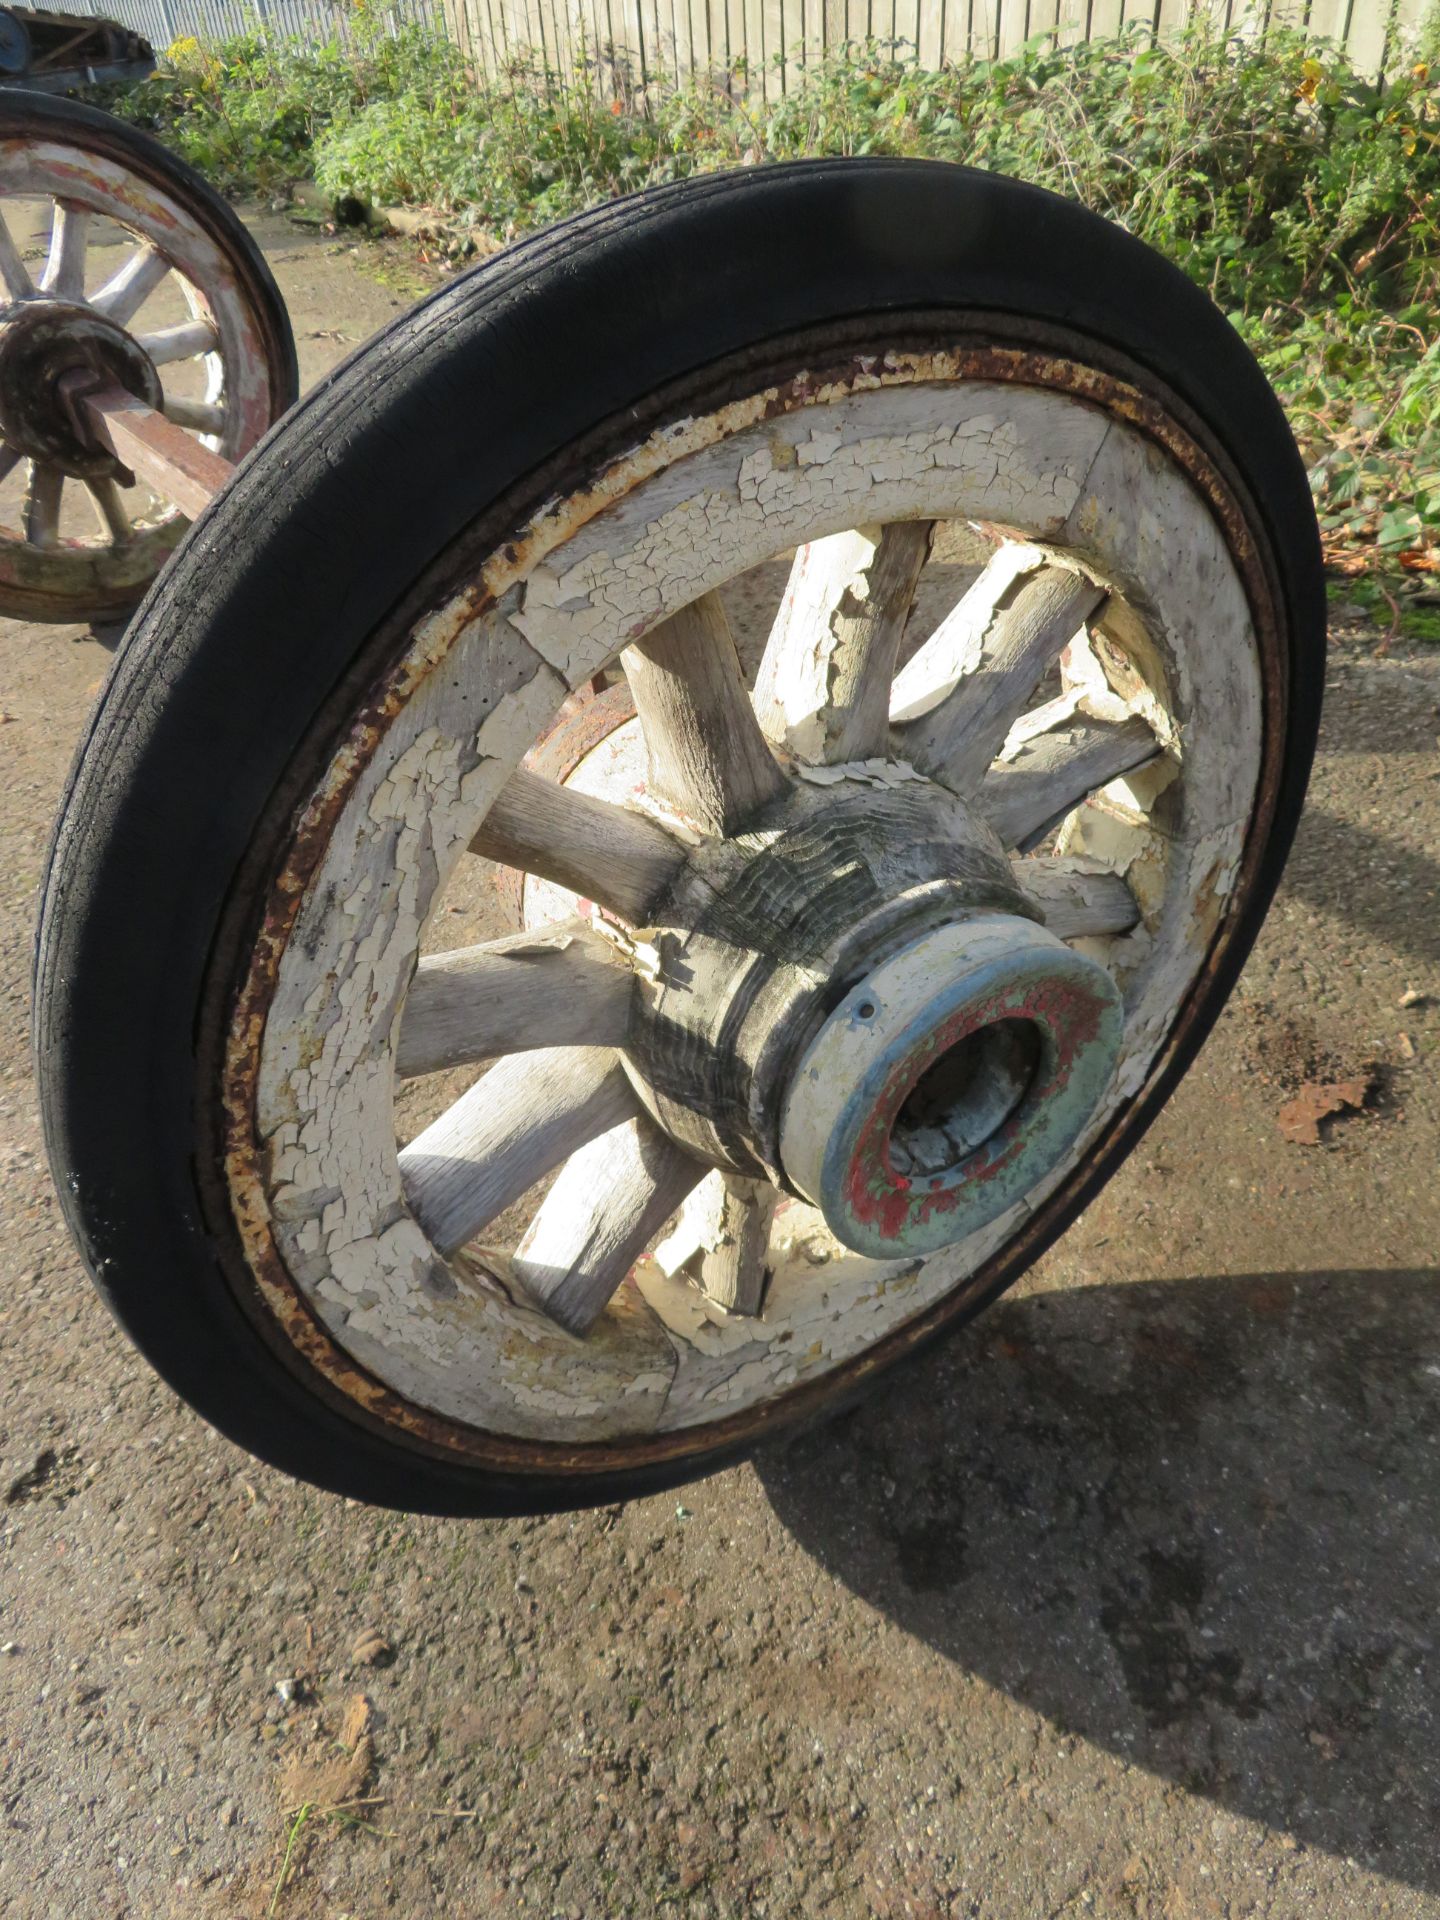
{"left": 780, "top": 915, "right": 1123, "bottom": 1258}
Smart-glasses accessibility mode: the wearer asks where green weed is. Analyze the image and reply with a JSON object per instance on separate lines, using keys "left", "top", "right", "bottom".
{"left": 91, "top": 15, "right": 1440, "bottom": 577}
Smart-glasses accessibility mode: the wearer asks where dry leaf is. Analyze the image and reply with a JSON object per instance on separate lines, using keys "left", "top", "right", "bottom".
{"left": 1277, "top": 1075, "right": 1372, "bottom": 1146}
{"left": 339, "top": 1693, "right": 371, "bottom": 1753}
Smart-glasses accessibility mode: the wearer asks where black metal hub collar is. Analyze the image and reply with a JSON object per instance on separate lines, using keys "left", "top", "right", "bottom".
{"left": 0, "top": 297, "right": 160, "bottom": 480}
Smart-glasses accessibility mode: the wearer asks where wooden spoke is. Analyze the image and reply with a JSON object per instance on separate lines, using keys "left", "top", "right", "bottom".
{"left": 0, "top": 208, "right": 33, "bottom": 302}
{"left": 891, "top": 550, "right": 1107, "bottom": 792}
{"left": 85, "top": 476, "right": 131, "bottom": 546}
{"left": 40, "top": 202, "right": 89, "bottom": 300}
{"left": 399, "top": 1046, "right": 639, "bottom": 1256}
{"left": 397, "top": 922, "right": 634, "bottom": 1079}
{"left": 162, "top": 393, "right": 226, "bottom": 438}
{"left": 23, "top": 463, "right": 62, "bottom": 549}
{"left": 755, "top": 521, "right": 934, "bottom": 765}
{"left": 0, "top": 443, "right": 20, "bottom": 488}
{"left": 981, "top": 713, "right": 1161, "bottom": 850}
{"left": 91, "top": 243, "right": 170, "bottom": 326}
{"left": 655, "top": 1170, "right": 775, "bottom": 1315}
{"left": 512, "top": 1115, "right": 705, "bottom": 1334}
{"left": 1014, "top": 857, "right": 1142, "bottom": 939}
{"left": 136, "top": 317, "right": 219, "bottom": 365}
{"left": 621, "top": 591, "right": 788, "bottom": 836}
{"left": 470, "top": 766, "right": 687, "bottom": 925}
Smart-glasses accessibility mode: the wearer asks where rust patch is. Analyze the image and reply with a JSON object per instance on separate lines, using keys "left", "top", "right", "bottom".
{"left": 844, "top": 973, "right": 1109, "bottom": 1240}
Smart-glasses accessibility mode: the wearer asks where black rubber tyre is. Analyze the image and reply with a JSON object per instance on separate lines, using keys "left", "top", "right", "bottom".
{"left": 0, "top": 89, "right": 297, "bottom": 623}
{"left": 34, "top": 160, "right": 1325, "bottom": 1514}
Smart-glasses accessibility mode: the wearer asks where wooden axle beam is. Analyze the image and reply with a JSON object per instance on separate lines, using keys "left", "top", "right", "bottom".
{"left": 58, "top": 373, "right": 233, "bottom": 520}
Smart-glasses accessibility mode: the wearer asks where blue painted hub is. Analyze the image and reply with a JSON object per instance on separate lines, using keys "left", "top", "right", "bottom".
{"left": 779, "top": 915, "right": 1124, "bottom": 1260}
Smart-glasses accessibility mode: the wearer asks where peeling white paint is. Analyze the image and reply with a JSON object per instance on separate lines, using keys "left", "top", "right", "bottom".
{"left": 241, "top": 368, "right": 1263, "bottom": 1445}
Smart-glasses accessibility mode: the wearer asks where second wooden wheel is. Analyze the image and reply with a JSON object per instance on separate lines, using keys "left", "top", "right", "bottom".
{"left": 35, "top": 160, "right": 1324, "bottom": 1512}
{"left": 0, "top": 91, "right": 296, "bottom": 623}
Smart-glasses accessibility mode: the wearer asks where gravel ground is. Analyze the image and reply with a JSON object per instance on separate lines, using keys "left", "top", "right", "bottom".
{"left": 1, "top": 213, "right": 1437, "bottom": 1920}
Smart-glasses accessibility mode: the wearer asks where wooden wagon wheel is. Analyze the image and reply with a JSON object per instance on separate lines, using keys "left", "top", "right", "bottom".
{"left": 35, "top": 162, "right": 1324, "bottom": 1514}
{"left": 0, "top": 91, "right": 295, "bottom": 623}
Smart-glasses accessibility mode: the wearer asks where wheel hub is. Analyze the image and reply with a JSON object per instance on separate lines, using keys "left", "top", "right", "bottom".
{"left": 0, "top": 297, "right": 160, "bottom": 479}
{"left": 622, "top": 776, "right": 1038, "bottom": 1185}
{"left": 623, "top": 782, "right": 1123, "bottom": 1256}
{"left": 521, "top": 701, "right": 1127, "bottom": 1260}
{"left": 778, "top": 915, "right": 1123, "bottom": 1258}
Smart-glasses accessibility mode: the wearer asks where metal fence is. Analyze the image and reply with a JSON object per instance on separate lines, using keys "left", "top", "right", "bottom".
{"left": 27, "top": 0, "right": 1432, "bottom": 92}
{"left": 31, "top": 0, "right": 445, "bottom": 54}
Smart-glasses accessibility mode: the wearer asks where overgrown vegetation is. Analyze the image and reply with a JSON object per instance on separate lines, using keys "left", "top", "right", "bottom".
{"left": 100, "top": 14, "right": 1440, "bottom": 579}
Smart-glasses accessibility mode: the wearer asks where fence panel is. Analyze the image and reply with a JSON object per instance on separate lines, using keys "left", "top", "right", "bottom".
{"left": 26, "top": 0, "right": 1428, "bottom": 86}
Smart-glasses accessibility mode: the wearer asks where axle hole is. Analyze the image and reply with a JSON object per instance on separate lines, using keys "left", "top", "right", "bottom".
{"left": 890, "top": 1019, "right": 1042, "bottom": 1179}
{"left": 856, "top": 1000, "right": 877, "bottom": 1020}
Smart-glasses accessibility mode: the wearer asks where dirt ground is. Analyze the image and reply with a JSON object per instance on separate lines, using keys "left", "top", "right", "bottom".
{"left": 1, "top": 212, "right": 1438, "bottom": 1920}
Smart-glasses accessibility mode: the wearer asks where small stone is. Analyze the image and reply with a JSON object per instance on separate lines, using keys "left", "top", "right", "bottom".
{"left": 351, "top": 1627, "right": 393, "bottom": 1668}
{"left": 1398, "top": 1032, "right": 1417, "bottom": 1062}
{"left": 217, "top": 1800, "right": 236, "bottom": 1828}
{"left": 1399, "top": 987, "right": 1429, "bottom": 1008}
{"left": 275, "top": 1677, "right": 305, "bottom": 1705}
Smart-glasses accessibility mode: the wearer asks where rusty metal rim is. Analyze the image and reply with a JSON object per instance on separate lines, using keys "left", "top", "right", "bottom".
{"left": 207, "top": 319, "right": 1287, "bottom": 1479}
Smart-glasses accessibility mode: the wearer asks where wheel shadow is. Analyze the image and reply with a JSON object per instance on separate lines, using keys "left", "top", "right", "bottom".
{"left": 755, "top": 1268, "right": 1440, "bottom": 1892}
{"left": 1285, "top": 803, "right": 1440, "bottom": 968}
{"left": 86, "top": 618, "right": 129, "bottom": 654}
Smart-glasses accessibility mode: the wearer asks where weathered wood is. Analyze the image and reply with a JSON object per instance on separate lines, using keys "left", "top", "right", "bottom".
{"left": 0, "top": 209, "right": 32, "bottom": 302}
{"left": 1014, "top": 858, "right": 1142, "bottom": 939}
{"left": 892, "top": 553, "right": 1106, "bottom": 790}
{"left": 90, "top": 242, "right": 170, "bottom": 328}
{"left": 755, "top": 521, "right": 935, "bottom": 765}
{"left": 981, "top": 714, "right": 1161, "bottom": 849}
{"left": 655, "top": 1171, "right": 775, "bottom": 1314}
{"left": 396, "top": 922, "right": 633, "bottom": 1079}
{"left": 162, "top": 394, "right": 226, "bottom": 438}
{"left": 399, "top": 1045, "right": 639, "bottom": 1255}
{"left": 40, "top": 203, "right": 88, "bottom": 300}
{"left": 621, "top": 591, "right": 788, "bottom": 835}
{"left": 512, "top": 1116, "right": 706, "bottom": 1334}
{"left": 85, "top": 476, "right": 130, "bottom": 546}
{"left": 22, "top": 463, "right": 61, "bottom": 549}
{"left": 439, "top": 0, "right": 1414, "bottom": 104}
{"left": 67, "top": 379, "right": 233, "bottom": 520}
{"left": 470, "top": 765, "right": 687, "bottom": 924}
{"left": 136, "top": 318, "right": 219, "bottom": 366}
